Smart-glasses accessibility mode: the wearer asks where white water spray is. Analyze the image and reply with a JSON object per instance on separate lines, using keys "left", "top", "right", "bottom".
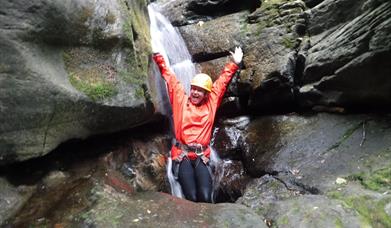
{"left": 148, "top": 3, "right": 195, "bottom": 95}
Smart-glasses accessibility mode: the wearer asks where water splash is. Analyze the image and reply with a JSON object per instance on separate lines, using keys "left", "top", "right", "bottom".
{"left": 166, "top": 157, "right": 184, "bottom": 198}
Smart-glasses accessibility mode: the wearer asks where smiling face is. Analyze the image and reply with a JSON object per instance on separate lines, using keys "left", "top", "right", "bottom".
{"left": 189, "top": 85, "right": 208, "bottom": 106}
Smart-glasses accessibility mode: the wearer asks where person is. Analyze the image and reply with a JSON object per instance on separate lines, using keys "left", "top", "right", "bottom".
{"left": 152, "top": 47, "right": 243, "bottom": 203}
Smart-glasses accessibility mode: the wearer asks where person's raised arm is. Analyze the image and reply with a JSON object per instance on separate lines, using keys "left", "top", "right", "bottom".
{"left": 152, "top": 53, "right": 185, "bottom": 104}
{"left": 210, "top": 47, "right": 243, "bottom": 107}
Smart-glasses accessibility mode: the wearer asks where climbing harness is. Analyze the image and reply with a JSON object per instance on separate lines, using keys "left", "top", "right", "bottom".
{"left": 173, "top": 139, "right": 210, "bottom": 164}
{"left": 171, "top": 139, "right": 213, "bottom": 180}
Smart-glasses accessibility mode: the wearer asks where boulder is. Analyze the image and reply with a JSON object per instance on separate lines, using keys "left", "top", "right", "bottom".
{"left": 213, "top": 159, "right": 250, "bottom": 203}
{"left": 234, "top": 113, "right": 391, "bottom": 227}
{"left": 155, "top": 0, "right": 260, "bottom": 26}
{"left": 300, "top": 0, "right": 391, "bottom": 109}
{"left": 238, "top": 170, "right": 391, "bottom": 228}
{"left": 241, "top": 113, "right": 391, "bottom": 190}
{"left": 74, "top": 189, "right": 266, "bottom": 228}
{"left": 0, "top": 0, "right": 157, "bottom": 164}
{"left": 0, "top": 178, "right": 35, "bottom": 225}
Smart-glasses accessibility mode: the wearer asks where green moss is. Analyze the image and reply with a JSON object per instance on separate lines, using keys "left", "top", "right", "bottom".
{"left": 122, "top": 19, "right": 134, "bottom": 46}
{"left": 69, "top": 71, "right": 117, "bottom": 101}
{"left": 326, "top": 190, "right": 344, "bottom": 199}
{"left": 119, "top": 0, "right": 150, "bottom": 100}
{"left": 327, "top": 188, "right": 391, "bottom": 228}
{"left": 278, "top": 216, "right": 289, "bottom": 225}
{"left": 260, "top": 0, "right": 287, "bottom": 11}
{"left": 363, "top": 168, "right": 391, "bottom": 191}
{"left": 335, "top": 218, "right": 343, "bottom": 228}
{"left": 327, "top": 122, "right": 362, "bottom": 151}
{"left": 344, "top": 196, "right": 391, "bottom": 228}
{"left": 281, "top": 35, "right": 295, "bottom": 49}
{"left": 119, "top": 69, "right": 145, "bottom": 98}
{"left": 63, "top": 49, "right": 118, "bottom": 101}
{"left": 348, "top": 167, "right": 391, "bottom": 192}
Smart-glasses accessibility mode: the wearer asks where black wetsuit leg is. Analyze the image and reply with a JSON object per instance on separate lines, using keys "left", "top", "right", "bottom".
{"left": 177, "top": 158, "right": 213, "bottom": 203}
{"left": 177, "top": 158, "right": 197, "bottom": 202}
{"left": 194, "top": 158, "right": 213, "bottom": 203}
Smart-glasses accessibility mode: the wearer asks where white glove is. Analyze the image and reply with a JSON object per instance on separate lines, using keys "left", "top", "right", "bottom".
{"left": 230, "top": 46, "right": 243, "bottom": 65}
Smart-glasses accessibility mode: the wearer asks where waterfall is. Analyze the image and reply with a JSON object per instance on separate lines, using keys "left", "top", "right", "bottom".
{"left": 148, "top": 3, "right": 222, "bottom": 201}
{"left": 148, "top": 3, "right": 195, "bottom": 95}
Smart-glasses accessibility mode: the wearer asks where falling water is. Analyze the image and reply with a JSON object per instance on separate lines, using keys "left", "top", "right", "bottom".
{"left": 148, "top": 3, "right": 195, "bottom": 95}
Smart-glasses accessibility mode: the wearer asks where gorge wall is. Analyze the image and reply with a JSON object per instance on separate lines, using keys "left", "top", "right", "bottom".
{"left": 0, "top": 0, "right": 158, "bottom": 164}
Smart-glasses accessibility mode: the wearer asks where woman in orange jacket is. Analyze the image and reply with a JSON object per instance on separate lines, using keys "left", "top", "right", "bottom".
{"left": 153, "top": 47, "right": 243, "bottom": 203}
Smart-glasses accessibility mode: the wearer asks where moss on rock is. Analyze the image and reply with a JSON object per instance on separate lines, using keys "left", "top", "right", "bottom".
{"left": 348, "top": 167, "right": 391, "bottom": 192}
{"left": 343, "top": 196, "right": 391, "bottom": 228}
{"left": 63, "top": 48, "right": 118, "bottom": 101}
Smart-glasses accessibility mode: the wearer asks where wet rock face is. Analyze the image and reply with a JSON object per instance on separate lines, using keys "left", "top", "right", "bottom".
{"left": 303, "top": 0, "right": 325, "bottom": 8}
{"left": 234, "top": 113, "right": 391, "bottom": 227}
{"left": 213, "top": 116, "right": 250, "bottom": 159}
{"left": 241, "top": 113, "right": 391, "bottom": 190}
{"left": 213, "top": 159, "right": 250, "bottom": 203}
{"left": 186, "top": 0, "right": 260, "bottom": 16}
{"left": 156, "top": 0, "right": 260, "bottom": 26}
{"left": 159, "top": 0, "right": 391, "bottom": 113}
{"left": 0, "top": 0, "right": 156, "bottom": 164}
{"left": 300, "top": 0, "right": 391, "bottom": 108}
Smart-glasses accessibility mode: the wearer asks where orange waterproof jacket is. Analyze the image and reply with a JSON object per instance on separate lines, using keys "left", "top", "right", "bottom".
{"left": 153, "top": 54, "right": 239, "bottom": 160}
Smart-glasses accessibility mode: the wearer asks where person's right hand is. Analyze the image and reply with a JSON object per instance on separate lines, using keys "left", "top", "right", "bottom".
{"left": 153, "top": 53, "right": 167, "bottom": 72}
{"left": 230, "top": 46, "right": 243, "bottom": 65}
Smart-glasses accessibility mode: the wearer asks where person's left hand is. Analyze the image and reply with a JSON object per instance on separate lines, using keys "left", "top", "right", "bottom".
{"left": 230, "top": 46, "right": 243, "bottom": 65}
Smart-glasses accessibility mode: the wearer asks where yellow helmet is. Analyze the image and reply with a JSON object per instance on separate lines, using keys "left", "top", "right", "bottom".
{"left": 191, "top": 73, "right": 212, "bottom": 92}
